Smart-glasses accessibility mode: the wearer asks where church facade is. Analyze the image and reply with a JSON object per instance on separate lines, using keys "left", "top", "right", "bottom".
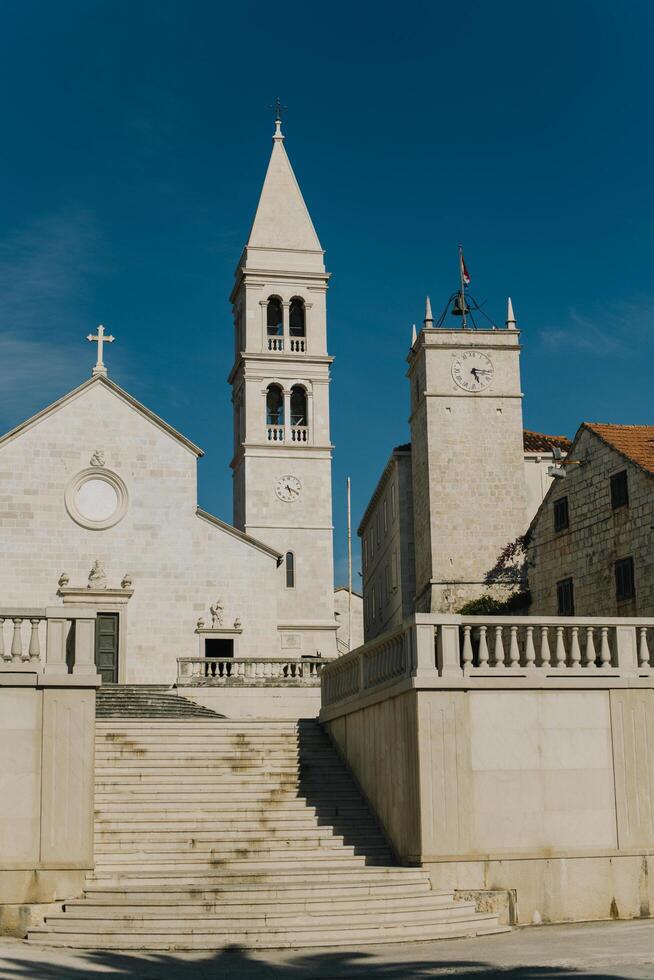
{"left": 0, "top": 119, "right": 337, "bottom": 683}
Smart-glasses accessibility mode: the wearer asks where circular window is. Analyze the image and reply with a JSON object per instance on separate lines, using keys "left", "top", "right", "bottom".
{"left": 65, "top": 468, "right": 128, "bottom": 530}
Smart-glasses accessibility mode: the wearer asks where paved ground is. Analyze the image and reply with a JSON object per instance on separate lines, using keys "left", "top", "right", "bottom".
{"left": 0, "top": 920, "right": 653, "bottom": 980}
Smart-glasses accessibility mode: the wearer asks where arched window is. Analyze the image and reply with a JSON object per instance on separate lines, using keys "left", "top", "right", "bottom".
{"left": 289, "top": 297, "right": 305, "bottom": 337}
{"left": 285, "top": 551, "right": 295, "bottom": 589}
{"left": 290, "top": 385, "right": 307, "bottom": 427}
{"left": 267, "top": 296, "right": 283, "bottom": 336}
{"left": 266, "top": 384, "right": 284, "bottom": 425}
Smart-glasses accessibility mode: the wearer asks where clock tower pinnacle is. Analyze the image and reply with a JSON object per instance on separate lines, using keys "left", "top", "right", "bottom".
{"left": 229, "top": 119, "right": 337, "bottom": 658}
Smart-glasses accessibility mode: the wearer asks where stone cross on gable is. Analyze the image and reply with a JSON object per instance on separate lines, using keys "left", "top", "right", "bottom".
{"left": 87, "top": 324, "right": 115, "bottom": 376}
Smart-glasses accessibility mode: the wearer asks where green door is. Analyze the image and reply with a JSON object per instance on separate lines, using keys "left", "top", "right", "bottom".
{"left": 95, "top": 613, "right": 119, "bottom": 683}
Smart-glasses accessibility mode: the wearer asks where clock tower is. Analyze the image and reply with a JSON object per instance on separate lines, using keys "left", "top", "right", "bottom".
{"left": 229, "top": 116, "right": 337, "bottom": 658}
{"left": 407, "top": 297, "right": 527, "bottom": 613}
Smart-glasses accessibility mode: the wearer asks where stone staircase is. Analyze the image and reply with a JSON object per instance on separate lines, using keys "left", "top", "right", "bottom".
{"left": 96, "top": 685, "right": 223, "bottom": 719}
{"left": 28, "top": 717, "right": 507, "bottom": 950}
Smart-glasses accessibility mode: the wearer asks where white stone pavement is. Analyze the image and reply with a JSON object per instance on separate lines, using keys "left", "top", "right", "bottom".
{"left": 1, "top": 921, "right": 653, "bottom": 980}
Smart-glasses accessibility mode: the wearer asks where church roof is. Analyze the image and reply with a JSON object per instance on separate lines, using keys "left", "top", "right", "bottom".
{"left": 394, "top": 431, "right": 572, "bottom": 457}
{"left": 523, "top": 430, "right": 572, "bottom": 453}
{"left": 584, "top": 423, "right": 654, "bottom": 477}
{"left": 0, "top": 374, "right": 204, "bottom": 457}
{"left": 196, "top": 509, "right": 282, "bottom": 562}
{"left": 245, "top": 126, "right": 323, "bottom": 254}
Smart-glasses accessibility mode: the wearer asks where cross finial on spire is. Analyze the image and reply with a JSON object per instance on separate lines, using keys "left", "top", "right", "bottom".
{"left": 270, "top": 97, "right": 287, "bottom": 140}
{"left": 87, "top": 324, "right": 115, "bottom": 376}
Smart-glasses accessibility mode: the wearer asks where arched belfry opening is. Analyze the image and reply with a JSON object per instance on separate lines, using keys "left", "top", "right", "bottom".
{"left": 290, "top": 385, "right": 307, "bottom": 427}
{"left": 289, "top": 297, "right": 305, "bottom": 337}
{"left": 266, "top": 384, "right": 284, "bottom": 426}
{"left": 266, "top": 297, "right": 283, "bottom": 336}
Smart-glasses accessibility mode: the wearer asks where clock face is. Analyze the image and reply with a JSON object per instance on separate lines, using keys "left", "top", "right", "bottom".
{"left": 452, "top": 350, "right": 494, "bottom": 392}
{"left": 275, "top": 475, "right": 302, "bottom": 503}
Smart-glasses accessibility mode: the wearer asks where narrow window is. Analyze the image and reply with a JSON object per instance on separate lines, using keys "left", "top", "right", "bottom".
{"left": 557, "top": 578, "right": 575, "bottom": 616}
{"left": 392, "top": 548, "right": 398, "bottom": 589}
{"left": 615, "top": 557, "right": 635, "bottom": 601}
{"left": 289, "top": 297, "right": 305, "bottom": 337}
{"left": 553, "top": 496, "right": 569, "bottom": 532}
{"left": 383, "top": 499, "right": 388, "bottom": 533}
{"left": 266, "top": 384, "right": 284, "bottom": 425}
{"left": 385, "top": 564, "right": 390, "bottom": 602}
{"left": 391, "top": 484, "right": 396, "bottom": 519}
{"left": 290, "top": 385, "right": 307, "bottom": 426}
{"left": 267, "top": 296, "right": 283, "bottom": 336}
{"left": 285, "top": 551, "right": 295, "bottom": 589}
{"left": 363, "top": 537, "right": 368, "bottom": 571}
{"left": 611, "top": 470, "right": 629, "bottom": 509}
{"left": 372, "top": 586, "right": 376, "bottom": 621}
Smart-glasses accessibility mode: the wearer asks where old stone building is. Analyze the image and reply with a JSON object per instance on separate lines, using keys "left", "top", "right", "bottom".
{"left": 528, "top": 423, "right": 654, "bottom": 617}
{"left": 0, "top": 116, "right": 337, "bottom": 682}
{"left": 358, "top": 300, "right": 570, "bottom": 640}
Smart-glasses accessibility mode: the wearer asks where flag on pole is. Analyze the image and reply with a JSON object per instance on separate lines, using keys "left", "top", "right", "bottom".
{"left": 459, "top": 248, "right": 471, "bottom": 288}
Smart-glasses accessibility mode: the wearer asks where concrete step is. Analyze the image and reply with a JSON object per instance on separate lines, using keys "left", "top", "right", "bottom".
{"left": 94, "top": 841, "right": 391, "bottom": 859}
{"left": 93, "top": 817, "right": 381, "bottom": 834}
{"left": 83, "top": 870, "right": 430, "bottom": 894}
{"left": 43, "top": 902, "right": 481, "bottom": 931}
{"left": 28, "top": 917, "right": 508, "bottom": 950}
{"left": 94, "top": 800, "right": 371, "bottom": 815}
{"left": 93, "top": 787, "right": 359, "bottom": 799}
{"left": 93, "top": 827, "right": 347, "bottom": 842}
{"left": 93, "top": 855, "right": 377, "bottom": 872}
{"left": 64, "top": 893, "right": 457, "bottom": 917}
{"left": 84, "top": 862, "right": 428, "bottom": 891}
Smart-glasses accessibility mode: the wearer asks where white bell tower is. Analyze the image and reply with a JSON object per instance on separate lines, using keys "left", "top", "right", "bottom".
{"left": 229, "top": 115, "right": 337, "bottom": 659}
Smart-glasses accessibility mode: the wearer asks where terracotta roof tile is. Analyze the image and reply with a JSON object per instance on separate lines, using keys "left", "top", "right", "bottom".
{"left": 523, "top": 430, "right": 572, "bottom": 453}
{"left": 584, "top": 423, "right": 654, "bottom": 476}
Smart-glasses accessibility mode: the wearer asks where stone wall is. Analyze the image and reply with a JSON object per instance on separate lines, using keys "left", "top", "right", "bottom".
{"left": 529, "top": 428, "right": 654, "bottom": 616}
{"left": 359, "top": 450, "right": 415, "bottom": 642}
{"left": 0, "top": 381, "right": 280, "bottom": 683}
{"left": 322, "top": 652, "right": 654, "bottom": 924}
{"left": 0, "top": 675, "right": 97, "bottom": 934}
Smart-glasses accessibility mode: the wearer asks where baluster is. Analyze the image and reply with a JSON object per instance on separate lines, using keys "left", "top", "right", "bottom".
{"left": 494, "top": 626, "right": 505, "bottom": 668}
{"left": 639, "top": 628, "right": 650, "bottom": 669}
{"left": 525, "top": 626, "right": 536, "bottom": 668}
{"left": 599, "top": 627, "right": 611, "bottom": 668}
{"left": 28, "top": 619, "right": 41, "bottom": 663}
{"left": 509, "top": 626, "right": 520, "bottom": 667}
{"left": 11, "top": 619, "right": 23, "bottom": 664}
{"left": 0, "top": 618, "right": 6, "bottom": 663}
{"left": 478, "top": 626, "right": 489, "bottom": 668}
{"left": 540, "top": 626, "right": 551, "bottom": 667}
{"left": 462, "top": 626, "right": 473, "bottom": 671}
{"left": 555, "top": 626, "right": 566, "bottom": 667}
{"left": 585, "top": 627, "right": 597, "bottom": 669}
{"left": 570, "top": 627, "right": 581, "bottom": 667}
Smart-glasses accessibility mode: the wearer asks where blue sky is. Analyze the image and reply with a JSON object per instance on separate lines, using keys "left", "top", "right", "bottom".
{"left": 0, "top": 1, "right": 653, "bottom": 584}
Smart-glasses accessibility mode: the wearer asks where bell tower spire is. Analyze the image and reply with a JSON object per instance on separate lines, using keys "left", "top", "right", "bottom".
{"left": 228, "top": 118, "right": 336, "bottom": 659}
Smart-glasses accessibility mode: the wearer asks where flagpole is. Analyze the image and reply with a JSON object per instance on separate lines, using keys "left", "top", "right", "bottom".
{"left": 458, "top": 244, "right": 467, "bottom": 330}
{"left": 347, "top": 476, "right": 352, "bottom": 652}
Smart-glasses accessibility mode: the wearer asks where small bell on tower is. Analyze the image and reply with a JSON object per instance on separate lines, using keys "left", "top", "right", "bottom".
{"left": 451, "top": 291, "right": 470, "bottom": 317}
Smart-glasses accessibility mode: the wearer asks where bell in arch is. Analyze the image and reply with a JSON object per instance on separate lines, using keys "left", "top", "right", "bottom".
{"left": 452, "top": 292, "right": 470, "bottom": 316}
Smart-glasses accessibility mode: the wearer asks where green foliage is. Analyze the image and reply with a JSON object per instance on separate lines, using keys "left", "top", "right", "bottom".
{"left": 459, "top": 591, "right": 532, "bottom": 616}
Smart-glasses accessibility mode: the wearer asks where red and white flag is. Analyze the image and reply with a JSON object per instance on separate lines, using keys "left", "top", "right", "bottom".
{"left": 459, "top": 248, "right": 471, "bottom": 287}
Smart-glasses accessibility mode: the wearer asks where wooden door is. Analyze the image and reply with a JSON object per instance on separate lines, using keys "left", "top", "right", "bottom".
{"left": 95, "top": 613, "right": 119, "bottom": 683}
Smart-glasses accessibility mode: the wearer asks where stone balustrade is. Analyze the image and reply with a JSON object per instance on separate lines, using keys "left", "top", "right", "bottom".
{"left": 321, "top": 614, "right": 654, "bottom": 709}
{"left": 290, "top": 425, "right": 308, "bottom": 443}
{"left": 177, "top": 656, "right": 323, "bottom": 687}
{"left": 266, "top": 424, "right": 285, "bottom": 442}
{"left": 267, "top": 337, "right": 284, "bottom": 351}
{"left": 0, "top": 606, "right": 98, "bottom": 676}
{"left": 289, "top": 338, "right": 306, "bottom": 352}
